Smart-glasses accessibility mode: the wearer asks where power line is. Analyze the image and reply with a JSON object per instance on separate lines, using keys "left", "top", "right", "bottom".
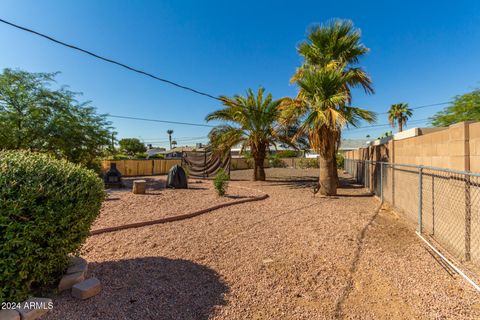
{"left": 0, "top": 17, "right": 223, "bottom": 102}
{"left": 107, "top": 114, "right": 215, "bottom": 128}
{"left": 344, "top": 118, "right": 430, "bottom": 131}
{"left": 376, "top": 101, "right": 451, "bottom": 115}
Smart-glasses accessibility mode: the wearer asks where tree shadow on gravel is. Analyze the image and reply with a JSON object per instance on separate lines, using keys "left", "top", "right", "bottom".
{"left": 46, "top": 257, "right": 228, "bottom": 320}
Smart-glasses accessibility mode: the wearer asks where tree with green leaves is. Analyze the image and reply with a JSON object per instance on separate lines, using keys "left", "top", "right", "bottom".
{"left": 431, "top": 89, "right": 480, "bottom": 127}
{"left": 0, "top": 69, "right": 114, "bottom": 169}
{"left": 167, "top": 129, "right": 174, "bottom": 149}
{"left": 171, "top": 140, "right": 177, "bottom": 148}
{"left": 206, "top": 87, "right": 292, "bottom": 181}
{"left": 283, "top": 66, "right": 376, "bottom": 195}
{"left": 388, "top": 103, "right": 412, "bottom": 132}
{"left": 118, "top": 138, "right": 146, "bottom": 156}
{"left": 284, "top": 20, "right": 376, "bottom": 195}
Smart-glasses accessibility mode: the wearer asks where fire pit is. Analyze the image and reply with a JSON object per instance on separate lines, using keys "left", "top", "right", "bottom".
{"left": 104, "top": 163, "right": 123, "bottom": 188}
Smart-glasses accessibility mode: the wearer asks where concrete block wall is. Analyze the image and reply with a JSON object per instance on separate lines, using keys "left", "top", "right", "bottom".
{"left": 344, "top": 121, "right": 480, "bottom": 266}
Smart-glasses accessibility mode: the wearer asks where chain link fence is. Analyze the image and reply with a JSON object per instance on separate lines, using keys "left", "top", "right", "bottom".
{"left": 344, "top": 159, "right": 480, "bottom": 267}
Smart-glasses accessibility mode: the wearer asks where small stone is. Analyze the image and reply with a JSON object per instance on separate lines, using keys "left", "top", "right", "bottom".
{"left": 16, "top": 298, "right": 52, "bottom": 320}
{"left": 132, "top": 180, "right": 146, "bottom": 194}
{"left": 58, "top": 271, "right": 85, "bottom": 292}
{"left": 67, "top": 257, "right": 88, "bottom": 274}
{"left": 0, "top": 309, "right": 20, "bottom": 320}
{"left": 263, "top": 258, "right": 274, "bottom": 264}
{"left": 72, "top": 277, "right": 101, "bottom": 300}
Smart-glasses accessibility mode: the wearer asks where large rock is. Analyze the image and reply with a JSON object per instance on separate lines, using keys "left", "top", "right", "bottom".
{"left": 58, "top": 271, "right": 85, "bottom": 292}
{"left": 16, "top": 298, "right": 52, "bottom": 320}
{"left": 67, "top": 256, "right": 88, "bottom": 274}
{"left": 0, "top": 310, "right": 20, "bottom": 320}
{"left": 72, "top": 278, "right": 101, "bottom": 300}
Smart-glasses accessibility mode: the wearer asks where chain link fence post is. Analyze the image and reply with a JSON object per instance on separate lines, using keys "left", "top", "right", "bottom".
{"left": 418, "top": 167, "right": 423, "bottom": 233}
{"left": 380, "top": 162, "right": 384, "bottom": 202}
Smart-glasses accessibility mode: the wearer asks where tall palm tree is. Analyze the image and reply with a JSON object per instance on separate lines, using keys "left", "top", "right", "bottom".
{"left": 206, "top": 87, "right": 290, "bottom": 181}
{"left": 283, "top": 66, "right": 376, "bottom": 195}
{"left": 166, "top": 129, "right": 174, "bottom": 149}
{"left": 293, "top": 19, "right": 375, "bottom": 186}
{"left": 291, "top": 19, "right": 374, "bottom": 191}
{"left": 388, "top": 103, "right": 412, "bottom": 132}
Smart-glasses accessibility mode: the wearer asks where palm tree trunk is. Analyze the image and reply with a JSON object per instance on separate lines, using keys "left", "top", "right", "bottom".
{"left": 252, "top": 145, "right": 266, "bottom": 181}
{"left": 319, "top": 155, "right": 337, "bottom": 195}
{"left": 169, "top": 135, "right": 172, "bottom": 149}
{"left": 319, "top": 133, "right": 337, "bottom": 196}
{"left": 399, "top": 121, "right": 403, "bottom": 132}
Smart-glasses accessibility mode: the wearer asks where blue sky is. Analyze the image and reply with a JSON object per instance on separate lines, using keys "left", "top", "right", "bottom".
{"left": 1, "top": 0, "right": 479, "bottom": 147}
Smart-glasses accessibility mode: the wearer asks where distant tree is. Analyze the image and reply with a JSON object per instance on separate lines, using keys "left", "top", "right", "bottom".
{"left": 0, "top": 69, "right": 113, "bottom": 169}
{"left": 431, "top": 89, "right": 480, "bottom": 127}
{"left": 388, "top": 103, "right": 412, "bottom": 132}
{"left": 118, "top": 138, "right": 146, "bottom": 156}
{"left": 171, "top": 140, "right": 177, "bottom": 148}
{"left": 167, "top": 129, "right": 174, "bottom": 149}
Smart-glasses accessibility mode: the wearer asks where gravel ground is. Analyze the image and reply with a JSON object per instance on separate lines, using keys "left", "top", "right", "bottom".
{"left": 44, "top": 168, "right": 480, "bottom": 319}
{"left": 94, "top": 176, "right": 262, "bottom": 230}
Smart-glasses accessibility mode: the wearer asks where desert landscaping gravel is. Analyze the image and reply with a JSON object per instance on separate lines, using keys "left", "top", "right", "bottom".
{"left": 45, "top": 168, "right": 480, "bottom": 319}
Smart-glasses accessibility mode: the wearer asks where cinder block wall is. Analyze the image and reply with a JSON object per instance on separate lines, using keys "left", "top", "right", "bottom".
{"left": 344, "top": 121, "right": 480, "bottom": 266}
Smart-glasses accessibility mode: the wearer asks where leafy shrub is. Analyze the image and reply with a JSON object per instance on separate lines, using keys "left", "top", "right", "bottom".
{"left": 336, "top": 153, "right": 345, "bottom": 168}
{"left": 268, "top": 154, "right": 286, "bottom": 168}
{"left": 111, "top": 154, "right": 130, "bottom": 160}
{"left": 298, "top": 158, "right": 319, "bottom": 169}
{"left": 213, "top": 168, "right": 229, "bottom": 196}
{"left": 149, "top": 153, "right": 165, "bottom": 159}
{"left": 276, "top": 150, "right": 299, "bottom": 158}
{"left": 134, "top": 152, "right": 148, "bottom": 159}
{"left": 0, "top": 150, "right": 105, "bottom": 303}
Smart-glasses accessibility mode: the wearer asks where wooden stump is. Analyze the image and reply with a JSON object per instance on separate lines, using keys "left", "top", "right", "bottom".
{"left": 132, "top": 180, "right": 146, "bottom": 194}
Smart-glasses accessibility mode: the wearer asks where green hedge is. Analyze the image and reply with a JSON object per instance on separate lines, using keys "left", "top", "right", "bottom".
{"left": 297, "top": 158, "right": 319, "bottom": 169}
{"left": 0, "top": 151, "right": 105, "bottom": 303}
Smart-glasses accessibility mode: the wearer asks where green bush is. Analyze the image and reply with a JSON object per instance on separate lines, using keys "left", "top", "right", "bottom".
{"left": 276, "top": 150, "right": 298, "bottom": 158}
{"left": 134, "top": 152, "right": 148, "bottom": 159}
{"left": 149, "top": 153, "right": 165, "bottom": 159}
{"left": 0, "top": 150, "right": 105, "bottom": 303}
{"left": 111, "top": 154, "right": 130, "bottom": 160}
{"left": 336, "top": 153, "right": 345, "bottom": 168}
{"left": 298, "top": 158, "right": 319, "bottom": 169}
{"left": 268, "top": 154, "right": 286, "bottom": 168}
{"left": 213, "top": 168, "right": 229, "bottom": 196}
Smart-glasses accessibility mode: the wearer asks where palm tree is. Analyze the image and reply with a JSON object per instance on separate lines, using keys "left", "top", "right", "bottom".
{"left": 388, "top": 103, "right": 412, "bottom": 132}
{"left": 171, "top": 140, "right": 177, "bottom": 148}
{"left": 166, "top": 129, "right": 174, "bottom": 149}
{"left": 283, "top": 65, "right": 376, "bottom": 196}
{"left": 293, "top": 19, "right": 375, "bottom": 186}
{"left": 206, "top": 87, "right": 290, "bottom": 181}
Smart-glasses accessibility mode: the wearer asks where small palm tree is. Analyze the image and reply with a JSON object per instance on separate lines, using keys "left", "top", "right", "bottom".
{"left": 171, "top": 140, "right": 177, "bottom": 148}
{"left": 206, "top": 87, "right": 290, "bottom": 181}
{"left": 166, "top": 129, "right": 174, "bottom": 149}
{"left": 388, "top": 103, "right": 412, "bottom": 132}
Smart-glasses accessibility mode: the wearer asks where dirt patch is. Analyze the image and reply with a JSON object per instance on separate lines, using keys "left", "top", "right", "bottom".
{"left": 45, "top": 169, "right": 480, "bottom": 319}
{"left": 94, "top": 176, "right": 262, "bottom": 231}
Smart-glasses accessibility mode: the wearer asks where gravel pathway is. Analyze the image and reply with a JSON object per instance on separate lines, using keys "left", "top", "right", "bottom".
{"left": 45, "top": 169, "right": 480, "bottom": 319}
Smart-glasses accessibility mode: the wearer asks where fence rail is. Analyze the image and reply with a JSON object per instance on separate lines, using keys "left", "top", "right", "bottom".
{"left": 344, "top": 159, "right": 480, "bottom": 268}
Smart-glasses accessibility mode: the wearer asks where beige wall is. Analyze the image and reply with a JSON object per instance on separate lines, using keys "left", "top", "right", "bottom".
{"left": 344, "top": 121, "right": 480, "bottom": 266}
